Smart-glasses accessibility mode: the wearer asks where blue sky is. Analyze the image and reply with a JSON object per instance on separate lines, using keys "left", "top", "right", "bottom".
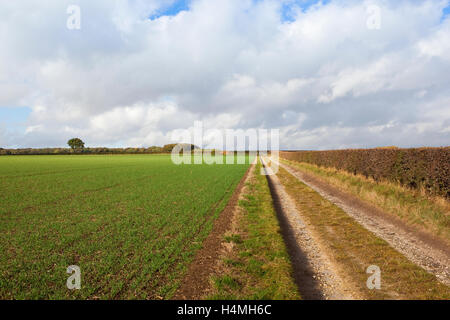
{"left": 282, "top": 0, "right": 331, "bottom": 22}
{"left": 0, "top": 107, "right": 30, "bottom": 124}
{"left": 0, "top": 107, "right": 31, "bottom": 135}
{"left": 150, "top": 0, "right": 190, "bottom": 19}
{"left": 443, "top": 2, "right": 450, "bottom": 20}
{"left": 150, "top": 0, "right": 332, "bottom": 22}
{"left": 150, "top": 0, "right": 450, "bottom": 22}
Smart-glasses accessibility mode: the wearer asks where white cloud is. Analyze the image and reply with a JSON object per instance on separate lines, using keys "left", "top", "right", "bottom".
{"left": 0, "top": 0, "right": 449, "bottom": 149}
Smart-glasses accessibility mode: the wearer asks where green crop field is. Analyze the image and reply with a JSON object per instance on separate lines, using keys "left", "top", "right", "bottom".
{"left": 0, "top": 154, "right": 250, "bottom": 299}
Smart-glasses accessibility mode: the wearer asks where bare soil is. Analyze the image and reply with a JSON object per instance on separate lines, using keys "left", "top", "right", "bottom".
{"left": 172, "top": 163, "right": 254, "bottom": 299}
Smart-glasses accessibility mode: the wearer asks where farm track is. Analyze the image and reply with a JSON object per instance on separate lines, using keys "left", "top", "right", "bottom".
{"left": 275, "top": 158, "right": 450, "bottom": 286}
{"left": 260, "top": 157, "right": 355, "bottom": 300}
{"left": 173, "top": 162, "right": 255, "bottom": 300}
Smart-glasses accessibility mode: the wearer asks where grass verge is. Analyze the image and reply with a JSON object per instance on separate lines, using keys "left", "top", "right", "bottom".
{"left": 207, "top": 162, "right": 300, "bottom": 300}
{"left": 277, "top": 166, "right": 450, "bottom": 299}
{"left": 281, "top": 159, "right": 450, "bottom": 242}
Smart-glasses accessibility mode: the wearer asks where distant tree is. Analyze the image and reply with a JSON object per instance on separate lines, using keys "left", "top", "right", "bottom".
{"left": 147, "top": 146, "right": 162, "bottom": 153}
{"left": 67, "top": 138, "right": 85, "bottom": 152}
{"left": 163, "top": 143, "right": 198, "bottom": 153}
{"left": 162, "top": 144, "right": 178, "bottom": 153}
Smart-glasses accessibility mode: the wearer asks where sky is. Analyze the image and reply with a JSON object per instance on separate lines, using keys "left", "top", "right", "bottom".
{"left": 0, "top": 0, "right": 449, "bottom": 150}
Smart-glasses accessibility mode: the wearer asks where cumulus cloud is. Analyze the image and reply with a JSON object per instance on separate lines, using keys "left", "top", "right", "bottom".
{"left": 0, "top": 0, "right": 449, "bottom": 149}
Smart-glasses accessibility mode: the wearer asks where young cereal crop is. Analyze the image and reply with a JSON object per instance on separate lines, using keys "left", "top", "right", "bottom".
{"left": 0, "top": 154, "right": 250, "bottom": 299}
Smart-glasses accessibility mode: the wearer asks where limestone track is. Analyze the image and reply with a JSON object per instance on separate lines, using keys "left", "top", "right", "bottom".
{"left": 273, "top": 157, "right": 450, "bottom": 286}
{"left": 260, "top": 157, "right": 355, "bottom": 300}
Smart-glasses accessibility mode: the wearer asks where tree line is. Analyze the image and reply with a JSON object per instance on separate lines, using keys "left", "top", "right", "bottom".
{"left": 0, "top": 138, "right": 197, "bottom": 156}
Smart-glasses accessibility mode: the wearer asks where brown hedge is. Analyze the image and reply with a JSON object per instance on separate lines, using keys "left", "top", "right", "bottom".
{"left": 280, "top": 148, "right": 450, "bottom": 198}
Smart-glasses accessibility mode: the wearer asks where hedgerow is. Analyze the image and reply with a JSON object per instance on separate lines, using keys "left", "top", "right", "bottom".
{"left": 280, "top": 148, "right": 450, "bottom": 198}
